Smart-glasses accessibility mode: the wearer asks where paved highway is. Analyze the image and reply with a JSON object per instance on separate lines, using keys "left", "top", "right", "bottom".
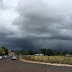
{"left": 0, "top": 56, "right": 72, "bottom": 72}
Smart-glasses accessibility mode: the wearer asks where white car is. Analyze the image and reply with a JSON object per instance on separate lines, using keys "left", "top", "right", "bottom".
{"left": 11, "top": 56, "right": 17, "bottom": 60}
{"left": 10, "top": 55, "right": 13, "bottom": 57}
{"left": 0, "top": 56, "right": 2, "bottom": 60}
{"left": 4, "top": 55, "right": 7, "bottom": 59}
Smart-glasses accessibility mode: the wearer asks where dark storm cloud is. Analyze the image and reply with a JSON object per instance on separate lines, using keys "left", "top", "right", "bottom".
{"left": 1, "top": 0, "right": 72, "bottom": 50}
{"left": 13, "top": 0, "right": 72, "bottom": 50}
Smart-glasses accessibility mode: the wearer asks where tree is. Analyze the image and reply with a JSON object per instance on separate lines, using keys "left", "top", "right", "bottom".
{"left": 47, "top": 49, "right": 53, "bottom": 56}
{"left": 53, "top": 51, "right": 57, "bottom": 56}
{"left": 2, "top": 47, "right": 8, "bottom": 55}
{"left": 62, "top": 51, "right": 68, "bottom": 56}
{"left": 40, "top": 48, "right": 47, "bottom": 55}
{"left": 0, "top": 48, "right": 5, "bottom": 56}
{"left": 57, "top": 51, "right": 61, "bottom": 55}
{"left": 28, "top": 50, "right": 34, "bottom": 55}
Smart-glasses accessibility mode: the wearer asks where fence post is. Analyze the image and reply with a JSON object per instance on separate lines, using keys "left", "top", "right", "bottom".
{"left": 29, "top": 55, "right": 30, "bottom": 60}
{"left": 24, "top": 55, "right": 25, "bottom": 59}
{"left": 48, "top": 56, "right": 49, "bottom": 62}
{"left": 55, "top": 56, "right": 56, "bottom": 63}
{"left": 33, "top": 55, "right": 34, "bottom": 61}
{"left": 37, "top": 56, "right": 39, "bottom": 61}
{"left": 42, "top": 56, "right": 43, "bottom": 61}
{"left": 63, "top": 56, "right": 65, "bottom": 64}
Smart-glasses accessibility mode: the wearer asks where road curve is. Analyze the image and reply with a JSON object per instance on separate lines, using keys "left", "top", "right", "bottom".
{"left": 0, "top": 56, "right": 72, "bottom": 72}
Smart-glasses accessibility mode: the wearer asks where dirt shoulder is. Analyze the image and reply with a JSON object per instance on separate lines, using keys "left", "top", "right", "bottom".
{"left": 20, "top": 56, "right": 72, "bottom": 67}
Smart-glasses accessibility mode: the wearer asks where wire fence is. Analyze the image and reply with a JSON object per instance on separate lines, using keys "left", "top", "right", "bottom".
{"left": 22, "top": 55, "right": 72, "bottom": 65}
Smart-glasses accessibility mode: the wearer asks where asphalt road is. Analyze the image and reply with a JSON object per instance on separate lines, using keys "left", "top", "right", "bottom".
{"left": 0, "top": 56, "right": 72, "bottom": 72}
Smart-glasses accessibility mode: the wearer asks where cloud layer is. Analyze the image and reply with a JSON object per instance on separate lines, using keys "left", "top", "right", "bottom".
{"left": 0, "top": 0, "right": 72, "bottom": 51}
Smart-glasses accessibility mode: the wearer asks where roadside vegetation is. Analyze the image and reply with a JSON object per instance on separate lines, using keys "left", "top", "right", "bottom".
{"left": 22, "top": 55, "right": 72, "bottom": 65}
{"left": 0, "top": 47, "right": 8, "bottom": 56}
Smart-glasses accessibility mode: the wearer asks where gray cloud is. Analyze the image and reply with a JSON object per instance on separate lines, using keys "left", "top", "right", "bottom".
{"left": 0, "top": 0, "right": 3, "bottom": 8}
{"left": 14, "top": 0, "right": 72, "bottom": 40}
{"left": 0, "top": 0, "right": 72, "bottom": 51}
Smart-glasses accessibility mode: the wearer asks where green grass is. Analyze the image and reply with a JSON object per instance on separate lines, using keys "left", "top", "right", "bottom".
{"left": 22, "top": 55, "right": 72, "bottom": 65}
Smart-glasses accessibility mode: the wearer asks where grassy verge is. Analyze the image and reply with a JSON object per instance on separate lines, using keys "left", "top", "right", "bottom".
{"left": 22, "top": 55, "right": 72, "bottom": 65}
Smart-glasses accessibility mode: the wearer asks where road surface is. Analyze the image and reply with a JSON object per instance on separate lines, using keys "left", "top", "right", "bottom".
{"left": 0, "top": 56, "right": 72, "bottom": 72}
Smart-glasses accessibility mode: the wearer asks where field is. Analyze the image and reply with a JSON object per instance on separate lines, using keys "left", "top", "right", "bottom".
{"left": 22, "top": 55, "right": 72, "bottom": 65}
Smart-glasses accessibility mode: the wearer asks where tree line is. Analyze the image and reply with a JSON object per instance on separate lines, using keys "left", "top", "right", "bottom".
{"left": 15, "top": 48, "right": 72, "bottom": 56}
{"left": 0, "top": 47, "right": 71, "bottom": 56}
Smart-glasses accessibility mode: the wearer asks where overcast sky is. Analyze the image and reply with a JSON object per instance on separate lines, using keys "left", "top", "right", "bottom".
{"left": 0, "top": 0, "right": 72, "bottom": 51}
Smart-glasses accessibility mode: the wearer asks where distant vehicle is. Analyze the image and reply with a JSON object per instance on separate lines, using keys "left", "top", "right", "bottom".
{"left": 11, "top": 56, "right": 17, "bottom": 60}
{"left": 0, "top": 56, "right": 2, "bottom": 60}
{"left": 4, "top": 55, "right": 7, "bottom": 59}
{"left": 10, "top": 55, "right": 13, "bottom": 57}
